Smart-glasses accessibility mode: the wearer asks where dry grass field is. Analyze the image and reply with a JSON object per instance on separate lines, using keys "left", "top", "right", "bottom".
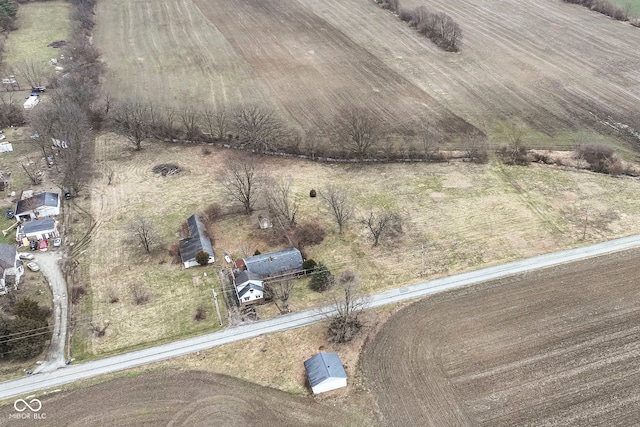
{"left": 94, "top": 0, "right": 640, "bottom": 148}
{"left": 3, "top": 0, "right": 71, "bottom": 72}
{"left": 361, "top": 247, "right": 640, "bottom": 426}
{"left": 0, "top": 369, "right": 374, "bottom": 427}
{"left": 76, "top": 130, "right": 640, "bottom": 359}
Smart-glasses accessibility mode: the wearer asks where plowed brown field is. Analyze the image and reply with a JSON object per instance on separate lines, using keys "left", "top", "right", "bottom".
{"left": 362, "top": 248, "right": 640, "bottom": 426}
{"left": 94, "top": 0, "right": 640, "bottom": 142}
{"left": 0, "top": 370, "right": 371, "bottom": 427}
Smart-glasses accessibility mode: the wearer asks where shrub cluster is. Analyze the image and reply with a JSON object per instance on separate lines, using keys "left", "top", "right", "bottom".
{"left": 308, "top": 263, "right": 334, "bottom": 292}
{"left": 575, "top": 144, "right": 622, "bottom": 174}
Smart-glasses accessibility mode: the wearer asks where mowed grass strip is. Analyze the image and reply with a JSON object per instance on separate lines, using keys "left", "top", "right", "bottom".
{"left": 3, "top": 1, "right": 71, "bottom": 70}
{"left": 79, "top": 132, "right": 640, "bottom": 358}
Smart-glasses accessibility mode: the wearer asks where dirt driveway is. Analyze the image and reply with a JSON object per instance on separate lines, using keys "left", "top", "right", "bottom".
{"left": 32, "top": 251, "right": 68, "bottom": 374}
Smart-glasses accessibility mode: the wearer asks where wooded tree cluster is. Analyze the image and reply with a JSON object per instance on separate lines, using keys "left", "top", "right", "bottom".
{"left": 0, "top": 298, "right": 50, "bottom": 361}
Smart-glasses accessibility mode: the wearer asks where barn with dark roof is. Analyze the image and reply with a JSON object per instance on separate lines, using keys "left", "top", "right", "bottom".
{"left": 179, "top": 214, "right": 215, "bottom": 268}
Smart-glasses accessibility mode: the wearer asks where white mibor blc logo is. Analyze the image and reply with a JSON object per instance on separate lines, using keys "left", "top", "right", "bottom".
{"left": 14, "top": 398, "right": 42, "bottom": 412}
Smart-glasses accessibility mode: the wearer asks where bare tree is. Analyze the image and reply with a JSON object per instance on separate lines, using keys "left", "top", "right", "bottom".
{"left": 265, "top": 280, "right": 294, "bottom": 314}
{"left": 131, "top": 284, "right": 151, "bottom": 305}
{"left": 218, "top": 156, "right": 260, "bottom": 214}
{"left": 327, "top": 270, "right": 367, "bottom": 343}
{"left": 463, "top": 130, "right": 488, "bottom": 163}
{"left": 233, "top": 105, "right": 288, "bottom": 153}
{"left": 54, "top": 101, "right": 91, "bottom": 194}
{"left": 129, "top": 216, "right": 160, "bottom": 254}
{"left": 265, "top": 177, "right": 298, "bottom": 227}
{"left": 16, "top": 60, "right": 50, "bottom": 89}
{"left": 21, "top": 161, "right": 42, "bottom": 185}
{"left": 201, "top": 107, "right": 229, "bottom": 141}
{"left": 335, "top": 107, "right": 381, "bottom": 159}
{"left": 302, "top": 127, "right": 322, "bottom": 160}
{"left": 110, "top": 99, "right": 155, "bottom": 150}
{"left": 0, "top": 92, "right": 24, "bottom": 127}
{"left": 361, "top": 210, "right": 403, "bottom": 246}
{"left": 179, "top": 107, "right": 201, "bottom": 141}
{"left": 420, "top": 125, "right": 440, "bottom": 160}
{"left": 321, "top": 185, "right": 354, "bottom": 234}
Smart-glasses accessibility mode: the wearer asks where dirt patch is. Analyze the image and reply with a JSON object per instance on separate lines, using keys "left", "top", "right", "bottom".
{"left": 0, "top": 369, "right": 371, "bottom": 427}
{"left": 361, "top": 248, "right": 640, "bottom": 426}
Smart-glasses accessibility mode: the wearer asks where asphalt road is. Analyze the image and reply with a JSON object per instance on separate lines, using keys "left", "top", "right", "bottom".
{"left": 2, "top": 234, "right": 640, "bottom": 401}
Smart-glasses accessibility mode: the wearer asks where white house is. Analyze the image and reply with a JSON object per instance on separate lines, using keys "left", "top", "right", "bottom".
{"left": 179, "top": 214, "right": 214, "bottom": 268}
{"left": 15, "top": 192, "right": 60, "bottom": 221}
{"left": 233, "top": 271, "right": 264, "bottom": 307}
{"left": 0, "top": 244, "right": 23, "bottom": 295}
{"left": 304, "top": 352, "right": 348, "bottom": 394}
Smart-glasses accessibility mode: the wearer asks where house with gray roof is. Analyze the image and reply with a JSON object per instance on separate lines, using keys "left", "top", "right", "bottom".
{"left": 240, "top": 248, "right": 303, "bottom": 278}
{"left": 0, "top": 244, "right": 22, "bottom": 295}
{"left": 233, "top": 271, "right": 264, "bottom": 307}
{"left": 17, "top": 216, "right": 58, "bottom": 241}
{"left": 15, "top": 192, "right": 60, "bottom": 221}
{"left": 179, "top": 214, "right": 215, "bottom": 268}
{"left": 304, "top": 352, "right": 348, "bottom": 394}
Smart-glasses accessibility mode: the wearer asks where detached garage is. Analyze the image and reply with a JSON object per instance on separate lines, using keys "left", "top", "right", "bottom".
{"left": 304, "top": 352, "right": 347, "bottom": 394}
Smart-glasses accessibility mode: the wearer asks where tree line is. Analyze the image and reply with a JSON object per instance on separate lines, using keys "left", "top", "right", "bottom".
{"left": 106, "top": 100, "right": 483, "bottom": 163}
{"left": 563, "top": 0, "right": 640, "bottom": 25}
{"left": 375, "top": 0, "right": 463, "bottom": 52}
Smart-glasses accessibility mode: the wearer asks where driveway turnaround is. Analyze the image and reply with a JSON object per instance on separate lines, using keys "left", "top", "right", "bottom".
{"left": 2, "top": 234, "right": 640, "bottom": 401}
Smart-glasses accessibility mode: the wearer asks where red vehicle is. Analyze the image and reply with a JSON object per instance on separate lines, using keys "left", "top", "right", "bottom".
{"left": 39, "top": 239, "right": 48, "bottom": 252}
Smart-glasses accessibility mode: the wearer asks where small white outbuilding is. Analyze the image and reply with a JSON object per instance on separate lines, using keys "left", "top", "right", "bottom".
{"left": 304, "top": 352, "right": 347, "bottom": 394}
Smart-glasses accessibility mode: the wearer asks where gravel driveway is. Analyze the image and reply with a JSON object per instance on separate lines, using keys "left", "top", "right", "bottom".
{"left": 32, "top": 251, "right": 68, "bottom": 374}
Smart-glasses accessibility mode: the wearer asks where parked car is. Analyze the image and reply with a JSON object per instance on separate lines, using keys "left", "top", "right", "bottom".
{"left": 0, "top": 134, "right": 5, "bottom": 141}
{"left": 19, "top": 253, "right": 34, "bottom": 261}
{"left": 30, "top": 132, "right": 39, "bottom": 139}
{"left": 5, "top": 209, "right": 14, "bottom": 219}
{"left": 39, "top": 239, "right": 48, "bottom": 252}
{"left": 29, "top": 240, "right": 38, "bottom": 251}
{"left": 31, "top": 86, "right": 46, "bottom": 93}
{"left": 53, "top": 237, "right": 62, "bottom": 247}
{"left": 26, "top": 262, "right": 40, "bottom": 272}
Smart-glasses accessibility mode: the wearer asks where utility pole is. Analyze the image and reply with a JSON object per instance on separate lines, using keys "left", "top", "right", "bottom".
{"left": 212, "top": 289, "right": 222, "bottom": 326}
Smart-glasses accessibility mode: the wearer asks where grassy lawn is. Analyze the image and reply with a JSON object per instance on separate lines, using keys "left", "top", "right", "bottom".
{"left": 3, "top": 0, "right": 71, "bottom": 73}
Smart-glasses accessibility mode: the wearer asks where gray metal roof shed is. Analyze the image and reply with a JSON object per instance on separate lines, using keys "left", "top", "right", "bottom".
{"left": 304, "top": 352, "right": 347, "bottom": 394}
{"left": 243, "top": 248, "right": 303, "bottom": 277}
